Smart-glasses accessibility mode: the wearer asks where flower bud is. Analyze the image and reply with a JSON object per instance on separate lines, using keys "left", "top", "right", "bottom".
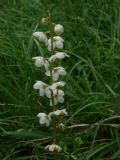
{"left": 41, "top": 17, "right": 50, "bottom": 25}
{"left": 54, "top": 24, "right": 64, "bottom": 35}
{"left": 58, "top": 123, "right": 65, "bottom": 131}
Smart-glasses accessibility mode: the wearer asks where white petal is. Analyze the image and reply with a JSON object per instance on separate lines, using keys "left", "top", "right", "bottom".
{"left": 54, "top": 36, "right": 64, "bottom": 42}
{"left": 58, "top": 90, "right": 64, "bottom": 96}
{"left": 55, "top": 52, "right": 69, "bottom": 59}
{"left": 45, "top": 87, "right": 52, "bottom": 98}
{"left": 46, "top": 119, "right": 51, "bottom": 127}
{"left": 45, "top": 70, "right": 51, "bottom": 76}
{"left": 58, "top": 68, "right": 66, "bottom": 76}
{"left": 48, "top": 112, "right": 54, "bottom": 117}
{"left": 56, "top": 81, "right": 65, "bottom": 87}
{"left": 49, "top": 55, "right": 56, "bottom": 62}
{"left": 55, "top": 40, "right": 63, "bottom": 49}
{"left": 33, "top": 81, "right": 44, "bottom": 89}
{"left": 53, "top": 110, "right": 61, "bottom": 116}
{"left": 37, "top": 113, "right": 46, "bottom": 118}
{"left": 33, "top": 32, "right": 48, "bottom": 44}
{"left": 39, "top": 88, "right": 45, "bottom": 96}
{"left": 44, "top": 60, "right": 50, "bottom": 72}
{"left": 39, "top": 117, "right": 46, "bottom": 124}
{"left": 45, "top": 144, "right": 62, "bottom": 152}
{"left": 53, "top": 71, "right": 59, "bottom": 81}
{"left": 32, "top": 57, "right": 44, "bottom": 67}
{"left": 57, "top": 96, "right": 64, "bottom": 103}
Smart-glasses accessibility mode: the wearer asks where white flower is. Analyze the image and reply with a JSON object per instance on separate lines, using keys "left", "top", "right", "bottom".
{"left": 53, "top": 67, "right": 66, "bottom": 81}
{"left": 54, "top": 36, "right": 64, "bottom": 42}
{"left": 51, "top": 109, "right": 68, "bottom": 116}
{"left": 55, "top": 52, "right": 69, "bottom": 59}
{"left": 54, "top": 24, "right": 64, "bottom": 35}
{"left": 45, "top": 144, "right": 62, "bottom": 152}
{"left": 49, "top": 52, "right": 69, "bottom": 62}
{"left": 45, "top": 86, "right": 57, "bottom": 98}
{"left": 32, "top": 56, "right": 45, "bottom": 67}
{"left": 50, "top": 90, "right": 65, "bottom": 106}
{"left": 50, "top": 81, "right": 65, "bottom": 90}
{"left": 54, "top": 36, "right": 64, "bottom": 49}
{"left": 45, "top": 82, "right": 65, "bottom": 106}
{"left": 33, "top": 81, "right": 47, "bottom": 96}
{"left": 33, "top": 32, "right": 48, "bottom": 45}
{"left": 55, "top": 40, "right": 63, "bottom": 49}
{"left": 47, "top": 36, "right": 64, "bottom": 51}
{"left": 45, "top": 67, "right": 66, "bottom": 81}
{"left": 37, "top": 113, "right": 52, "bottom": 127}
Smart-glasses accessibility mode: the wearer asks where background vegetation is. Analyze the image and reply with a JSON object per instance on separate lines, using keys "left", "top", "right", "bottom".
{"left": 0, "top": 0, "right": 120, "bottom": 159}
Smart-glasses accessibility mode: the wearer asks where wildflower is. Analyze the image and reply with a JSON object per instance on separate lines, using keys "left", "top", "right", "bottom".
{"left": 50, "top": 81, "right": 65, "bottom": 90}
{"left": 37, "top": 113, "right": 52, "bottom": 127}
{"left": 33, "top": 81, "right": 47, "bottom": 96}
{"left": 54, "top": 36, "right": 64, "bottom": 49}
{"left": 45, "top": 144, "right": 62, "bottom": 152}
{"left": 52, "top": 108, "right": 68, "bottom": 116}
{"left": 49, "top": 52, "right": 69, "bottom": 62}
{"left": 45, "top": 86, "right": 57, "bottom": 98}
{"left": 47, "top": 36, "right": 64, "bottom": 51}
{"left": 50, "top": 90, "right": 65, "bottom": 106}
{"left": 33, "top": 32, "right": 48, "bottom": 45}
{"left": 32, "top": 56, "right": 45, "bottom": 67}
{"left": 54, "top": 24, "right": 64, "bottom": 35}
{"left": 45, "top": 67, "right": 66, "bottom": 81}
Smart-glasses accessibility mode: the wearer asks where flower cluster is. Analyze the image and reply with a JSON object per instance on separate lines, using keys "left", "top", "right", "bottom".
{"left": 32, "top": 17, "right": 69, "bottom": 153}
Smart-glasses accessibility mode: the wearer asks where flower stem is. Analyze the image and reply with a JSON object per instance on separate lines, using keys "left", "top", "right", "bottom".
{"left": 49, "top": 14, "right": 58, "bottom": 159}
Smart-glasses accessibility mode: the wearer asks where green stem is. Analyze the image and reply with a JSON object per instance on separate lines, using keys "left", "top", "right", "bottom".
{"left": 49, "top": 14, "right": 58, "bottom": 159}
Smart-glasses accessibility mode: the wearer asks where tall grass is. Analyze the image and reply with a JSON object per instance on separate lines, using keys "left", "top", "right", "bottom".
{"left": 0, "top": 0, "right": 120, "bottom": 159}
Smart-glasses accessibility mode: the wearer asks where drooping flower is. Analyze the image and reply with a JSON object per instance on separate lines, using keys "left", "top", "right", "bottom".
{"left": 45, "top": 144, "right": 62, "bottom": 152}
{"left": 54, "top": 36, "right": 64, "bottom": 49}
{"left": 51, "top": 81, "right": 65, "bottom": 89}
{"left": 50, "top": 108, "right": 68, "bottom": 116}
{"left": 45, "top": 67, "right": 66, "bottom": 81}
{"left": 45, "top": 86, "right": 57, "bottom": 99}
{"left": 33, "top": 81, "right": 47, "bottom": 96}
{"left": 33, "top": 32, "right": 48, "bottom": 45}
{"left": 37, "top": 113, "right": 52, "bottom": 127}
{"left": 49, "top": 52, "right": 69, "bottom": 62}
{"left": 32, "top": 56, "right": 45, "bottom": 67}
{"left": 50, "top": 90, "right": 65, "bottom": 106}
{"left": 54, "top": 24, "right": 64, "bottom": 35}
{"left": 47, "top": 36, "right": 64, "bottom": 51}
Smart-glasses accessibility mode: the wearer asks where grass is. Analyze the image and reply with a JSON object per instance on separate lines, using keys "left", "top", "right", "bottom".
{"left": 0, "top": 0, "right": 120, "bottom": 159}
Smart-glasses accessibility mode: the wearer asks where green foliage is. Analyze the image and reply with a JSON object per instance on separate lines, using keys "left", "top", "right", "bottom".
{"left": 0, "top": 0, "right": 120, "bottom": 159}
